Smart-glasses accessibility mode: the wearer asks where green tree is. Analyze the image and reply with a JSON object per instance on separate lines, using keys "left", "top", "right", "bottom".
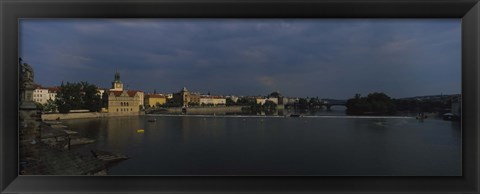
{"left": 55, "top": 81, "right": 102, "bottom": 113}
{"left": 81, "top": 82, "right": 102, "bottom": 112}
{"left": 262, "top": 100, "right": 277, "bottom": 113}
{"left": 226, "top": 98, "right": 236, "bottom": 106}
{"left": 43, "top": 99, "right": 58, "bottom": 112}
{"left": 346, "top": 92, "right": 396, "bottom": 115}
{"left": 295, "top": 98, "right": 309, "bottom": 109}
{"left": 35, "top": 102, "right": 44, "bottom": 111}
{"left": 102, "top": 92, "right": 109, "bottom": 108}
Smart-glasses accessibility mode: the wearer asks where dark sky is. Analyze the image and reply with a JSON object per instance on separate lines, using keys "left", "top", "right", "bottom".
{"left": 20, "top": 19, "right": 461, "bottom": 99}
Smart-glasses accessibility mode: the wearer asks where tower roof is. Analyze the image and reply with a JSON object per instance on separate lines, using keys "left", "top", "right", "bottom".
{"left": 114, "top": 71, "right": 121, "bottom": 82}
{"left": 181, "top": 87, "right": 188, "bottom": 92}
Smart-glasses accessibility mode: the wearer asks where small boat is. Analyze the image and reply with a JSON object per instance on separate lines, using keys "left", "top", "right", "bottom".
{"left": 416, "top": 113, "right": 427, "bottom": 120}
{"left": 136, "top": 129, "right": 144, "bottom": 133}
{"left": 443, "top": 113, "right": 458, "bottom": 121}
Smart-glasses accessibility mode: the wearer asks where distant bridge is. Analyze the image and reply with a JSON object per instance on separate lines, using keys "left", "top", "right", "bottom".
{"left": 321, "top": 99, "right": 347, "bottom": 110}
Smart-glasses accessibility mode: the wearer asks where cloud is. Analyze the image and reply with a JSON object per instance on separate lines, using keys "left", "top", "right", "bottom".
{"left": 20, "top": 19, "right": 461, "bottom": 98}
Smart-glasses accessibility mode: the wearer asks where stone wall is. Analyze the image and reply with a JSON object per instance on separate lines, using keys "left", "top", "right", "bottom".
{"left": 42, "top": 112, "right": 144, "bottom": 121}
{"left": 164, "top": 106, "right": 244, "bottom": 115}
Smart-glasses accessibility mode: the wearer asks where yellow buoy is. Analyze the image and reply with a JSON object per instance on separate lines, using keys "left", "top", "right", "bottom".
{"left": 136, "top": 129, "right": 144, "bottom": 133}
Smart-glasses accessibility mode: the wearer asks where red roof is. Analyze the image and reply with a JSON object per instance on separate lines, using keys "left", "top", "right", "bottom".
{"left": 46, "top": 87, "right": 60, "bottom": 93}
{"left": 127, "top": 91, "right": 140, "bottom": 97}
{"left": 109, "top": 90, "right": 140, "bottom": 97}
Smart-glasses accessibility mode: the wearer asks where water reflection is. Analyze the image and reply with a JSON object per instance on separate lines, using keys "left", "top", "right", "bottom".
{"left": 62, "top": 113, "right": 461, "bottom": 176}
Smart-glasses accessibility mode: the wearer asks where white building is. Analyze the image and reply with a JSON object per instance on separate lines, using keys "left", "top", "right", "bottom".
{"left": 256, "top": 97, "right": 278, "bottom": 105}
{"left": 33, "top": 85, "right": 59, "bottom": 104}
{"left": 33, "top": 86, "right": 49, "bottom": 104}
{"left": 200, "top": 95, "right": 226, "bottom": 106}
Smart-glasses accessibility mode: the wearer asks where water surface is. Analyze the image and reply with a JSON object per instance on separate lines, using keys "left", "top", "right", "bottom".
{"left": 63, "top": 109, "right": 461, "bottom": 176}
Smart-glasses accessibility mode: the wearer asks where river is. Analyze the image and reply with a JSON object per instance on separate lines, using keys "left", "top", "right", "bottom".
{"left": 62, "top": 107, "right": 461, "bottom": 176}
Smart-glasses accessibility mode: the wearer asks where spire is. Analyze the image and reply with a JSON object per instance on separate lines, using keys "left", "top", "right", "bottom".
{"left": 114, "top": 70, "right": 120, "bottom": 82}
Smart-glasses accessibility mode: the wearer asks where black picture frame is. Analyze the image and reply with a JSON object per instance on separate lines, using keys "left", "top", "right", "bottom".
{"left": 1, "top": 0, "right": 479, "bottom": 193}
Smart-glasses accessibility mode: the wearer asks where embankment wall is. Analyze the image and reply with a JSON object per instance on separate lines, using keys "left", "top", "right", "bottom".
{"left": 161, "top": 106, "right": 244, "bottom": 114}
{"left": 42, "top": 112, "right": 144, "bottom": 120}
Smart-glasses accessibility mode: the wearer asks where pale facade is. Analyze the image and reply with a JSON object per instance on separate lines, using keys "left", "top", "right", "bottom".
{"left": 131, "top": 90, "right": 144, "bottom": 107}
{"left": 108, "top": 91, "right": 142, "bottom": 113}
{"left": 256, "top": 97, "right": 278, "bottom": 105}
{"left": 200, "top": 96, "right": 226, "bottom": 106}
{"left": 173, "top": 87, "right": 200, "bottom": 107}
{"left": 256, "top": 98, "right": 266, "bottom": 105}
{"left": 33, "top": 87, "right": 49, "bottom": 104}
{"left": 106, "top": 71, "right": 143, "bottom": 113}
{"left": 33, "top": 86, "right": 58, "bottom": 104}
{"left": 145, "top": 94, "right": 167, "bottom": 108}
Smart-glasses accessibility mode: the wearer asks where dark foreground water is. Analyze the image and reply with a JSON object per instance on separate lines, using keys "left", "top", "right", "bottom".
{"left": 63, "top": 110, "right": 461, "bottom": 176}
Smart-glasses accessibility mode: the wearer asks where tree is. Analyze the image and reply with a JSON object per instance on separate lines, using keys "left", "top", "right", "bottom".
{"left": 236, "top": 97, "right": 253, "bottom": 106}
{"left": 226, "top": 98, "right": 236, "bottom": 106}
{"left": 295, "top": 98, "right": 309, "bottom": 109}
{"left": 35, "top": 102, "right": 44, "bottom": 111}
{"left": 346, "top": 92, "right": 396, "bottom": 115}
{"left": 102, "top": 92, "right": 109, "bottom": 108}
{"left": 43, "top": 99, "right": 58, "bottom": 112}
{"left": 55, "top": 81, "right": 102, "bottom": 113}
{"left": 262, "top": 100, "right": 277, "bottom": 113}
{"left": 81, "top": 82, "right": 102, "bottom": 112}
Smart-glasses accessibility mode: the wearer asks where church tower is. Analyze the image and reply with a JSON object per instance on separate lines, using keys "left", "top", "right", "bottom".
{"left": 110, "top": 71, "right": 124, "bottom": 91}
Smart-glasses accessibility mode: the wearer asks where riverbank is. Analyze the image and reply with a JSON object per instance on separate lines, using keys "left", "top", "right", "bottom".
{"left": 21, "top": 120, "right": 128, "bottom": 175}
{"left": 42, "top": 111, "right": 145, "bottom": 121}
{"left": 150, "top": 106, "right": 245, "bottom": 115}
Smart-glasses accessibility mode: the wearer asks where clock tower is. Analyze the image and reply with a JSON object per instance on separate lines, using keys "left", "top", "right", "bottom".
{"left": 110, "top": 71, "right": 124, "bottom": 91}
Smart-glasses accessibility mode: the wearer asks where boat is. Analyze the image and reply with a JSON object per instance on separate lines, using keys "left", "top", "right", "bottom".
{"left": 290, "top": 114, "right": 302, "bottom": 117}
{"left": 147, "top": 118, "right": 156, "bottom": 122}
{"left": 443, "top": 113, "right": 459, "bottom": 121}
{"left": 136, "top": 129, "right": 144, "bottom": 133}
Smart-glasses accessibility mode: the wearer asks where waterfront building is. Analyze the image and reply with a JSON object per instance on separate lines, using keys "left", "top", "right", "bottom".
{"left": 256, "top": 97, "right": 278, "bottom": 105}
{"left": 173, "top": 87, "right": 201, "bottom": 107}
{"left": 144, "top": 94, "right": 167, "bottom": 108}
{"left": 33, "top": 85, "right": 59, "bottom": 104}
{"left": 200, "top": 95, "right": 226, "bottom": 106}
{"left": 130, "top": 90, "right": 144, "bottom": 108}
{"left": 108, "top": 91, "right": 142, "bottom": 113}
{"left": 106, "top": 72, "right": 143, "bottom": 113}
{"left": 256, "top": 98, "right": 267, "bottom": 105}
{"left": 33, "top": 85, "right": 49, "bottom": 104}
